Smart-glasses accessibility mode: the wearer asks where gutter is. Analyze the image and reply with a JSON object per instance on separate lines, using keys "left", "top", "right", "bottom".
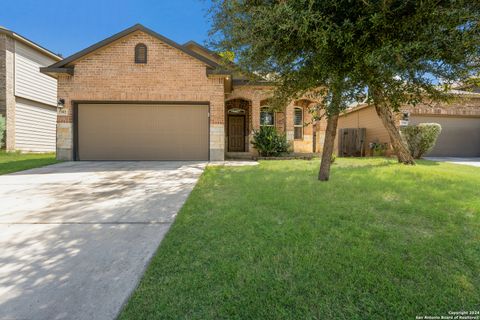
{"left": 40, "top": 66, "right": 74, "bottom": 78}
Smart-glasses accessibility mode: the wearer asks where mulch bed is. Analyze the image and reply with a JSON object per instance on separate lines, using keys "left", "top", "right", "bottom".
{"left": 253, "top": 155, "right": 314, "bottom": 160}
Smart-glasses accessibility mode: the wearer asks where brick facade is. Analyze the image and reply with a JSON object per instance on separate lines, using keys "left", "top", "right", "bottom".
{"left": 291, "top": 99, "right": 315, "bottom": 153}
{"left": 55, "top": 30, "right": 225, "bottom": 160}
{"left": 53, "top": 28, "right": 322, "bottom": 160}
{"left": 401, "top": 96, "right": 480, "bottom": 117}
{"left": 226, "top": 85, "right": 320, "bottom": 156}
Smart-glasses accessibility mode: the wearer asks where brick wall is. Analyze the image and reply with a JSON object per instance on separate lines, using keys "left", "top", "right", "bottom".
{"left": 56, "top": 30, "right": 225, "bottom": 160}
{"left": 227, "top": 85, "right": 318, "bottom": 154}
{"left": 402, "top": 96, "right": 480, "bottom": 116}
{"left": 291, "top": 100, "right": 314, "bottom": 153}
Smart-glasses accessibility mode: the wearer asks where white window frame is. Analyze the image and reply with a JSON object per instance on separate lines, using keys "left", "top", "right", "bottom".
{"left": 294, "top": 107, "right": 304, "bottom": 140}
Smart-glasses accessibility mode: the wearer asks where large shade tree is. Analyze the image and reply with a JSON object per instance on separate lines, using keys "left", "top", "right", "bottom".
{"left": 209, "top": 0, "right": 480, "bottom": 180}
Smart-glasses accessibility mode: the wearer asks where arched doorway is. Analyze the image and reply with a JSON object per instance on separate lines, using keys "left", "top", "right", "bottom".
{"left": 225, "top": 99, "right": 251, "bottom": 152}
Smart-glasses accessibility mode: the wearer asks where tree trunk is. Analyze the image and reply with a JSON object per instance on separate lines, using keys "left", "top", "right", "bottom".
{"left": 318, "top": 113, "right": 339, "bottom": 181}
{"left": 374, "top": 103, "right": 415, "bottom": 165}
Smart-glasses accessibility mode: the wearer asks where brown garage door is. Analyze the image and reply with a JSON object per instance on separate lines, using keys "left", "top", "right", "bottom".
{"left": 410, "top": 115, "right": 480, "bottom": 157}
{"left": 77, "top": 103, "right": 209, "bottom": 160}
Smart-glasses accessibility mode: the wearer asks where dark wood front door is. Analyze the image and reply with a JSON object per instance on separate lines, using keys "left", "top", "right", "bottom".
{"left": 228, "top": 115, "right": 245, "bottom": 152}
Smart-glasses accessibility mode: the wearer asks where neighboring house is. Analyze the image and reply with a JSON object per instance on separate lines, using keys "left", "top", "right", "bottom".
{"left": 41, "top": 24, "right": 323, "bottom": 161}
{"left": 335, "top": 92, "right": 480, "bottom": 157}
{"left": 0, "top": 26, "right": 62, "bottom": 152}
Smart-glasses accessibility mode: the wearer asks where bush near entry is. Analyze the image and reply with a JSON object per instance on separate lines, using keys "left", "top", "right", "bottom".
{"left": 251, "top": 126, "right": 289, "bottom": 157}
{"left": 401, "top": 123, "right": 442, "bottom": 159}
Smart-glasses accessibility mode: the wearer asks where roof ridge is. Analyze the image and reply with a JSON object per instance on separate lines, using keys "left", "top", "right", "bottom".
{"left": 47, "top": 24, "right": 219, "bottom": 69}
{"left": 0, "top": 26, "right": 61, "bottom": 60}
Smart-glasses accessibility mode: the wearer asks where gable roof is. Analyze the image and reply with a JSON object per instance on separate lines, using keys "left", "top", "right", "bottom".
{"left": 0, "top": 26, "right": 62, "bottom": 61}
{"left": 41, "top": 24, "right": 220, "bottom": 76}
{"left": 183, "top": 40, "right": 223, "bottom": 62}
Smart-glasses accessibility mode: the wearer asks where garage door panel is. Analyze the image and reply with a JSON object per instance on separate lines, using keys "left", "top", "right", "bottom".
{"left": 78, "top": 104, "right": 209, "bottom": 160}
{"left": 410, "top": 116, "right": 480, "bottom": 157}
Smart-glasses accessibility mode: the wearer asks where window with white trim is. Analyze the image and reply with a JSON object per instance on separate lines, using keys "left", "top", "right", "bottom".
{"left": 260, "top": 107, "right": 274, "bottom": 126}
{"left": 294, "top": 107, "right": 303, "bottom": 139}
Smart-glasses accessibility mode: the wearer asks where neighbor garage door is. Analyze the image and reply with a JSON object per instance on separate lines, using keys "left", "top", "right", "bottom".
{"left": 77, "top": 103, "right": 209, "bottom": 160}
{"left": 410, "top": 115, "right": 480, "bottom": 157}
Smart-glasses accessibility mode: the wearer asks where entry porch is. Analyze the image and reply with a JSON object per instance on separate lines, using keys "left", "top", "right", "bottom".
{"left": 224, "top": 97, "right": 323, "bottom": 158}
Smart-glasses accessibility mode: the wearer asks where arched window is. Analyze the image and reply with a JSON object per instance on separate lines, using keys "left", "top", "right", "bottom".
{"left": 294, "top": 107, "right": 303, "bottom": 139}
{"left": 260, "top": 107, "right": 274, "bottom": 126}
{"left": 135, "top": 43, "right": 147, "bottom": 64}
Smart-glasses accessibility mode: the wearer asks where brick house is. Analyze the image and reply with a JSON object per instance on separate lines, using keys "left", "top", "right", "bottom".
{"left": 335, "top": 93, "right": 480, "bottom": 157}
{"left": 42, "top": 24, "right": 323, "bottom": 161}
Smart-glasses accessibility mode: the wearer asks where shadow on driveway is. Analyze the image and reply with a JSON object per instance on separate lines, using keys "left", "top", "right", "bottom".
{"left": 0, "top": 161, "right": 205, "bottom": 320}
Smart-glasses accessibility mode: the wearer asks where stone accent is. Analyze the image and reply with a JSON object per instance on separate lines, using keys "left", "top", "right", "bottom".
{"left": 0, "top": 34, "right": 15, "bottom": 150}
{"left": 210, "top": 124, "right": 225, "bottom": 161}
{"left": 294, "top": 134, "right": 314, "bottom": 153}
{"left": 57, "top": 123, "right": 73, "bottom": 160}
{"left": 56, "top": 30, "right": 225, "bottom": 160}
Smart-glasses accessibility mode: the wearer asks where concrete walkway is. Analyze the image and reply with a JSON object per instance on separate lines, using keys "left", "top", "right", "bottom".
{"left": 0, "top": 161, "right": 205, "bottom": 320}
{"left": 425, "top": 157, "right": 480, "bottom": 167}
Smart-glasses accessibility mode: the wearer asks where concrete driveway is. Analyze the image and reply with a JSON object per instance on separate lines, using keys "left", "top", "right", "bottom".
{"left": 0, "top": 161, "right": 205, "bottom": 320}
{"left": 425, "top": 157, "right": 480, "bottom": 167}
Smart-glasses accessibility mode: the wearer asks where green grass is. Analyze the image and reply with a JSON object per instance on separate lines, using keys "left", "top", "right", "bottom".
{"left": 0, "top": 151, "right": 58, "bottom": 175}
{"left": 120, "top": 158, "right": 480, "bottom": 320}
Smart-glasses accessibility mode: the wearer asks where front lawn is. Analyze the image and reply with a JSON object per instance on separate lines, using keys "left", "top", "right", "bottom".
{"left": 0, "top": 151, "right": 58, "bottom": 175}
{"left": 120, "top": 158, "right": 480, "bottom": 319}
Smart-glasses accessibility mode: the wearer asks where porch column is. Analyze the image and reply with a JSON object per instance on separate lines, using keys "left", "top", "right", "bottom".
{"left": 303, "top": 104, "right": 314, "bottom": 152}
{"left": 285, "top": 101, "right": 295, "bottom": 143}
{"left": 210, "top": 93, "right": 225, "bottom": 161}
{"left": 250, "top": 98, "right": 261, "bottom": 152}
{"left": 251, "top": 98, "right": 261, "bottom": 131}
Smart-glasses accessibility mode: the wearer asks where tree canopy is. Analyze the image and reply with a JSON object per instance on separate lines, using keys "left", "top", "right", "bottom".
{"left": 209, "top": 0, "right": 480, "bottom": 179}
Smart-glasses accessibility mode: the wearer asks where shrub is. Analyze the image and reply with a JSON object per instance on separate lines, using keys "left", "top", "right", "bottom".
{"left": 368, "top": 141, "right": 388, "bottom": 156}
{"left": 0, "top": 115, "right": 5, "bottom": 149}
{"left": 251, "top": 126, "right": 289, "bottom": 157}
{"left": 401, "top": 123, "right": 442, "bottom": 159}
